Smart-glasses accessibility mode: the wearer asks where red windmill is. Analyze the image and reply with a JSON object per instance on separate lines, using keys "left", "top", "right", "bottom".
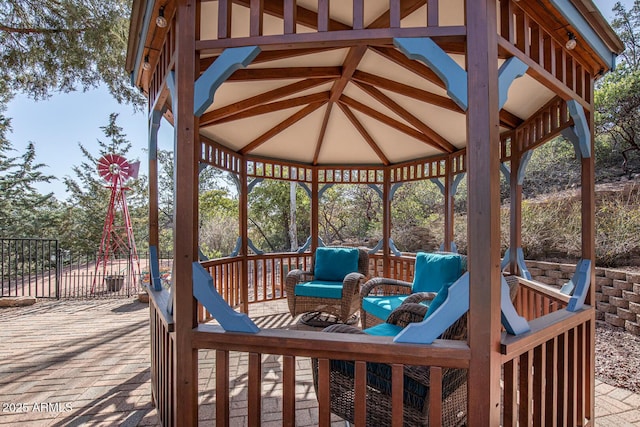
{"left": 92, "top": 154, "right": 141, "bottom": 293}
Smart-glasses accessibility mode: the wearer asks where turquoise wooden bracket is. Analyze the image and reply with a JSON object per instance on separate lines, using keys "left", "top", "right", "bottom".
{"left": 248, "top": 177, "right": 264, "bottom": 193}
{"left": 500, "top": 162, "right": 511, "bottom": 182}
{"left": 192, "top": 262, "right": 259, "bottom": 333}
{"left": 368, "top": 240, "right": 383, "bottom": 254}
{"left": 367, "top": 184, "right": 383, "bottom": 199}
{"left": 498, "top": 57, "right": 529, "bottom": 110}
{"left": 318, "top": 183, "right": 333, "bottom": 198}
{"left": 548, "top": 0, "right": 617, "bottom": 70}
{"left": 430, "top": 178, "right": 445, "bottom": 194}
{"left": 517, "top": 151, "right": 533, "bottom": 185}
{"left": 149, "top": 245, "right": 162, "bottom": 291}
{"left": 566, "top": 99, "right": 591, "bottom": 158}
{"left": 149, "top": 109, "right": 163, "bottom": 161}
{"left": 230, "top": 237, "right": 241, "bottom": 256}
{"left": 565, "top": 259, "right": 591, "bottom": 312}
{"left": 297, "top": 236, "right": 312, "bottom": 253}
{"left": 194, "top": 46, "right": 261, "bottom": 117}
{"left": 439, "top": 242, "right": 458, "bottom": 253}
{"left": 389, "top": 238, "right": 402, "bottom": 256}
{"left": 501, "top": 247, "right": 532, "bottom": 280}
{"left": 198, "top": 163, "right": 208, "bottom": 174}
{"left": 389, "top": 183, "right": 403, "bottom": 201}
{"left": 198, "top": 247, "right": 209, "bottom": 262}
{"left": 452, "top": 173, "right": 465, "bottom": 196}
{"left": 394, "top": 38, "right": 468, "bottom": 111}
{"left": 166, "top": 71, "right": 176, "bottom": 109}
{"left": 500, "top": 275, "right": 531, "bottom": 335}
{"left": 298, "top": 182, "right": 311, "bottom": 197}
{"left": 395, "top": 273, "right": 530, "bottom": 344}
{"left": 247, "top": 238, "right": 264, "bottom": 255}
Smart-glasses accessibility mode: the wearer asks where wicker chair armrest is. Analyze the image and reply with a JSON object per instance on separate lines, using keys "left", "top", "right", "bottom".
{"left": 402, "top": 291, "right": 438, "bottom": 305}
{"left": 286, "top": 269, "right": 312, "bottom": 283}
{"left": 342, "top": 272, "right": 366, "bottom": 296}
{"left": 387, "top": 302, "right": 431, "bottom": 328}
{"left": 359, "top": 277, "right": 413, "bottom": 299}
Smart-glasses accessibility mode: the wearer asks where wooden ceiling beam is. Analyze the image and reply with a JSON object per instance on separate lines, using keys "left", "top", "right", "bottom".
{"left": 339, "top": 95, "right": 450, "bottom": 152}
{"left": 353, "top": 81, "right": 455, "bottom": 153}
{"left": 338, "top": 103, "right": 390, "bottom": 165}
{"left": 228, "top": 66, "right": 342, "bottom": 81}
{"left": 371, "top": 46, "right": 445, "bottom": 89}
{"left": 239, "top": 101, "right": 326, "bottom": 154}
{"left": 352, "top": 70, "right": 461, "bottom": 112}
{"left": 329, "top": 45, "right": 368, "bottom": 103}
{"left": 199, "top": 78, "right": 332, "bottom": 126}
{"left": 211, "top": 92, "right": 330, "bottom": 125}
{"left": 313, "top": 103, "right": 333, "bottom": 165}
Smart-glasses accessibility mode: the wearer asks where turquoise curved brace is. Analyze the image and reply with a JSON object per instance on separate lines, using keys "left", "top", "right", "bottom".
{"left": 298, "top": 182, "right": 311, "bottom": 197}
{"left": 149, "top": 109, "right": 163, "bottom": 161}
{"left": 566, "top": 99, "right": 591, "bottom": 158}
{"left": 367, "top": 183, "right": 383, "bottom": 199}
{"left": 439, "top": 242, "right": 458, "bottom": 253}
{"left": 194, "top": 46, "right": 261, "bottom": 117}
{"left": 389, "top": 238, "right": 402, "bottom": 256}
{"left": 230, "top": 237, "right": 242, "bottom": 256}
{"left": 394, "top": 37, "right": 468, "bottom": 111}
{"left": 500, "top": 162, "right": 511, "bottom": 182}
{"left": 565, "top": 259, "right": 591, "bottom": 312}
{"left": 166, "top": 71, "right": 176, "bottom": 109}
{"left": 430, "top": 178, "right": 445, "bottom": 194}
{"left": 297, "top": 236, "right": 312, "bottom": 253}
{"left": 517, "top": 151, "right": 533, "bottom": 185}
{"left": 389, "top": 183, "right": 403, "bottom": 200}
{"left": 498, "top": 57, "right": 529, "bottom": 110}
{"left": 500, "top": 275, "right": 530, "bottom": 335}
{"left": 501, "top": 247, "right": 531, "bottom": 280}
{"left": 318, "top": 183, "right": 333, "bottom": 198}
{"left": 247, "top": 238, "right": 264, "bottom": 255}
{"left": 198, "top": 247, "right": 209, "bottom": 262}
{"left": 192, "top": 262, "right": 259, "bottom": 333}
{"left": 452, "top": 173, "right": 465, "bottom": 196}
{"left": 394, "top": 273, "right": 530, "bottom": 344}
{"left": 149, "top": 245, "right": 162, "bottom": 291}
{"left": 248, "top": 177, "right": 264, "bottom": 193}
{"left": 368, "top": 240, "right": 383, "bottom": 254}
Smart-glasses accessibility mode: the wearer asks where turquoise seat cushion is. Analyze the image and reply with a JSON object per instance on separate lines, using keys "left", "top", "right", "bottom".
{"left": 294, "top": 280, "right": 343, "bottom": 299}
{"left": 362, "top": 295, "right": 410, "bottom": 322}
{"left": 412, "top": 252, "right": 463, "bottom": 293}
{"left": 363, "top": 322, "right": 403, "bottom": 336}
{"left": 314, "top": 247, "right": 359, "bottom": 282}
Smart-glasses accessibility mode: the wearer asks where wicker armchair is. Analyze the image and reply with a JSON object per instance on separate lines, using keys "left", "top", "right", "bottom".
{"left": 312, "top": 275, "right": 520, "bottom": 426}
{"left": 285, "top": 247, "right": 369, "bottom": 323}
{"left": 360, "top": 252, "right": 468, "bottom": 328}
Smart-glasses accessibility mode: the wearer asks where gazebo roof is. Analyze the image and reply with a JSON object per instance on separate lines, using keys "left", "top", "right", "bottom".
{"left": 126, "top": 0, "right": 623, "bottom": 168}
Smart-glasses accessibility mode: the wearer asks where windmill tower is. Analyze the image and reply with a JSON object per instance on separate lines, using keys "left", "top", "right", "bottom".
{"left": 92, "top": 154, "right": 141, "bottom": 293}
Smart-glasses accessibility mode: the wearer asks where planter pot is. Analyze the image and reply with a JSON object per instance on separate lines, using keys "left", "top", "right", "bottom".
{"left": 106, "top": 275, "right": 125, "bottom": 292}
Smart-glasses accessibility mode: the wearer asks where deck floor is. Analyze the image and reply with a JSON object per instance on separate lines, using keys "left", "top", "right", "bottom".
{"left": 0, "top": 298, "right": 639, "bottom": 426}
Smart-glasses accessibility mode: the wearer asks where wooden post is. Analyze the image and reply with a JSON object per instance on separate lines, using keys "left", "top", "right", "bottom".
{"left": 173, "top": 0, "right": 198, "bottom": 425}
{"left": 444, "top": 156, "right": 454, "bottom": 252}
{"left": 466, "top": 0, "right": 502, "bottom": 425}
{"left": 582, "top": 77, "right": 596, "bottom": 423}
{"left": 240, "top": 157, "right": 249, "bottom": 314}
{"left": 311, "top": 168, "right": 319, "bottom": 254}
{"left": 509, "top": 132, "right": 522, "bottom": 274}
{"left": 382, "top": 168, "right": 391, "bottom": 276}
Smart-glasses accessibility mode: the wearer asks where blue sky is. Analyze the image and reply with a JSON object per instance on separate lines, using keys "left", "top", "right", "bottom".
{"left": 5, "top": 0, "right": 630, "bottom": 200}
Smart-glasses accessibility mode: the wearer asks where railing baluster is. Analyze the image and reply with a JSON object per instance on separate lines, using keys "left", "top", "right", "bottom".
{"left": 429, "top": 366, "right": 443, "bottom": 427}
{"left": 216, "top": 350, "right": 230, "bottom": 426}
{"left": 500, "top": 0, "right": 513, "bottom": 41}
{"left": 250, "top": 0, "right": 263, "bottom": 37}
{"left": 504, "top": 358, "right": 518, "bottom": 426}
{"left": 391, "top": 364, "right": 404, "bottom": 427}
{"left": 533, "top": 343, "right": 546, "bottom": 426}
{"left": 354, "top": 361, "right": 367, "bottom": 425}
{"left": 389, "top": 0, "right": 401, "bottom": 28}
{"left": 318, "top": 0, "right": 329, "bottom": 32}
{"left": 317, "top": 358, "right": 331, "bottom": 426}
{"left": 518, "top": 350, "right": 533, "bottom": 425}
{"left": 427, "top": 0, "right": 439, "bottom": 27}
{"left": 283, "top": 355, "right": 296, "bottom": 426}
{"left": 248, "top": 352, "right": 262, "bottom": 425}
{"left": 353, "top": 0, "right": 364, "bottom": 30}
{"left": 218, "top": 0, "right": 232, "bottom": 39}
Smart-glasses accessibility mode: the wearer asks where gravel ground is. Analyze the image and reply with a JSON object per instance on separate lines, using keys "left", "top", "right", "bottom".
{"left": 595, "top": 320, "right": 640, "bottom": 393}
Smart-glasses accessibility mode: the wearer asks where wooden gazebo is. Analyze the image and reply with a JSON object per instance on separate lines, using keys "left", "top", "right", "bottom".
{"left": 126, "top": 0, "right": 623, "bottom": 425}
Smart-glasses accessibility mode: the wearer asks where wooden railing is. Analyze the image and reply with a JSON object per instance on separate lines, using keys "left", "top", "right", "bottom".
{"left": 148, "top": 254, "right": 594, "bottom": 426}
{"left": 148, "top": 287, "right": 175, "bottom": 427}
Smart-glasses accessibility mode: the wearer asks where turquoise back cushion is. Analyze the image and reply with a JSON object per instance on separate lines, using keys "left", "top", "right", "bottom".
{"left": 425, "top": 276, "right": 459, "bottom": 318}
{"left": 314, "top": 247, "right": 359, "bottom": 282}
{"left": 412, "top": 252, "right": 462, "bottom": 293}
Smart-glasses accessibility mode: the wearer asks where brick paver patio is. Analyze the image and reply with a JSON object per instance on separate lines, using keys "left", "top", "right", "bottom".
{"left": 0, "top": 298, "right": 639, "bottom": 426}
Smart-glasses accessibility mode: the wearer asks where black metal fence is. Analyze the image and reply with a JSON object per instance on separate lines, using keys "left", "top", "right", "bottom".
{"left": 1, "top": 238, "right": 60, "bottom": 298}
{"left": 1, "top": 238, "right": 173, "bottom": 299}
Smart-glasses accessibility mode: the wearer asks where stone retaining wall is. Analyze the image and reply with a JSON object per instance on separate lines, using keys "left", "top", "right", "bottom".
{"left": 527, "top": 260, "right": 640, "bottom": 336}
